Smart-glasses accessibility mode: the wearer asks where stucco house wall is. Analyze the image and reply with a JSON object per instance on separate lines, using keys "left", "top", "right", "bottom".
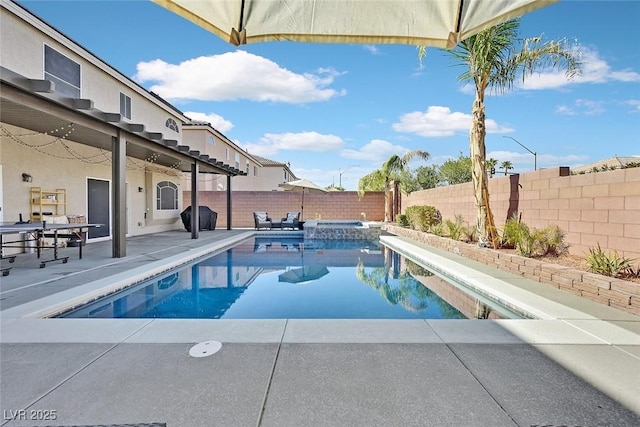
{"left": 1, "top": 1, "right": 198, "bottom": 240}
{"left": 0, "top": 4, "right": 186, "bottom": 138}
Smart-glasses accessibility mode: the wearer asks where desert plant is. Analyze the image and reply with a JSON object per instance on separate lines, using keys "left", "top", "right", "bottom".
{"left": 396, "top": 214, "right": 409, "bottom": 227}
{"left": 445, "top": 216, "right": 465, "bottom": 241}
{"left": 431, "top": 222, "right": 447, "bottom": 237}
{"left": 501, "top": 213, "right": 524, "bottom": 249}
{"left": 444, "top": 214, "right": 475, "bottom": 242}
{"left": 626, "top": 264, "right": 640, "bottom": 279}
{"left": 539, "top": 224, "right": 567, "bottom": 256}
{"left": 501, "top": 214, "right": 566, "bottom": 257}
{"left": 515, "top": 227, "right": 543, "bottom": 258}
{"left": 584, "top": 244, "right": 635, "bottom": 278}
{"left": 461, "top": 223, "right": 477, "bottom": 243}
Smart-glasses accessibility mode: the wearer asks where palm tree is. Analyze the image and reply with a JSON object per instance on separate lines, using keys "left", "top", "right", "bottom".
{"left": 358, "top": 150, "right": 429, "bottom": 221}
{"left": 486, "top": 158, "right": 498, "bottom": 177}
{"left": 500, "top": 160, "right": 514, "bottom": 176}
{"left": 420, "top": 19, "right": 581, "bottom": 248}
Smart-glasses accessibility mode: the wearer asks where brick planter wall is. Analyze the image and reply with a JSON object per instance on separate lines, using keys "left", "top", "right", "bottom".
{"left": 384, "top": 224, "right": 640, "bottom": 316}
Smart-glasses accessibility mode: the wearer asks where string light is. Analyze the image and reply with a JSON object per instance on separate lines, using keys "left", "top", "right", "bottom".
{"left": 2, "top": 124, "right": 231, "bottom": 179}
{"left": 1, "top": 124, "right": 180, "bottom": 177}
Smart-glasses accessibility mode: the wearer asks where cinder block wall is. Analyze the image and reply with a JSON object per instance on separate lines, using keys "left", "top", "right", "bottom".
{"left": 402, "top": 167, "right": 640, "bottom": 260}
{"left": 184, "top": 190, "right": 385, "bottom": 228}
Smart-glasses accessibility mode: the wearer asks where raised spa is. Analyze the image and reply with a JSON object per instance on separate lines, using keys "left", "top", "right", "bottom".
{"left": 303, "top": 220, "right": 382, "bottom": 240}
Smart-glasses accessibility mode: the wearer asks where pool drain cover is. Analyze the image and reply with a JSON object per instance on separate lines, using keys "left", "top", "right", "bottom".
{"left": 189, "top": 340, "right": 222, "bottom": 358}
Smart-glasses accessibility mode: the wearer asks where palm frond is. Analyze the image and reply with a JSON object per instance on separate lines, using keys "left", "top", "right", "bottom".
{"left": 357, "top": 169, "right": 385, "bottom": 195}
{"left": 450, "top": 19, "right": 581, "bottom": 96}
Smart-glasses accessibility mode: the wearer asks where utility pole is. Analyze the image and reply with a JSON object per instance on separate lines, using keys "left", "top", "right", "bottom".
{"left": 339, "top": 165, "right": 359, "bottom": 188}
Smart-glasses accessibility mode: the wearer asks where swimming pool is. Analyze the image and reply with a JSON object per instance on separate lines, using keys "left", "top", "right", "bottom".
{"left": 58, "top": 237, "right": 514, "bottom": 320}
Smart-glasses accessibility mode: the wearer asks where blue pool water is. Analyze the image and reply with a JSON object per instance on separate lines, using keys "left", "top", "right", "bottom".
{"left": 59, "top": 237, "right": 470, "bottom": 319}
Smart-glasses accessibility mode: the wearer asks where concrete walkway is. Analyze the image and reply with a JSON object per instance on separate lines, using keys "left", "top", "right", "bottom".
{"left": 1, "top": 230, "right": 639, "bottom": 426}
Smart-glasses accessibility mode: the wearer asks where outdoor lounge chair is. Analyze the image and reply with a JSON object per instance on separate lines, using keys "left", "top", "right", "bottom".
{"left": 281, "top": 212, "right": 300, "bottom": 230}
{"left": 253, "top": 211, "right": 273, "bottom": 230}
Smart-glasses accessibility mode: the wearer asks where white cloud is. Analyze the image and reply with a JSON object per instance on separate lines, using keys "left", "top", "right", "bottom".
{"left": 520, "top": 47, "right": 640, "bottom": 90}
{"left": 458, "top": 47, "right": 639, "bottom": 94}
{"left": 555, "top": 105, "right": 576, "bottom": 115}
{"left": 555, "top": 99, "right": 605, "bottom": 116}
{"left": 134, "top": 50, "right": 345, "bottom": 103}
{"left": 293, "top": 166, "right": 368, "bottom": 189}
{"left": 244, "top": 131, "right": 344, "bottom": 157}
{"left": 392, "top": 106, "right": 513, "bottom": 137}
{"left": 486, "top": 150, "right": 589, "bottom": 170}
{"left": 341, "top": 139, "right": 409, "bottom": 163}
{"left": 363, "top": 45, "right": 381, "bottom": 55}
{"left": 626, "top": 100, "right": 640, "bottom": 113}
{"left": 537, "top": 153, "right": 590, "bottom": 168}
{"left": 184, "top": 111, "right": 234, "bottom": 133}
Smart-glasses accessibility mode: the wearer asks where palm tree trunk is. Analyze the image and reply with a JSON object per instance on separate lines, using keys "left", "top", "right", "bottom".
{"left": 384, "top": 179, "right": 391, "bottom": 222}
{"left": 470, "top": 94, "right": 499, "bottom": 248}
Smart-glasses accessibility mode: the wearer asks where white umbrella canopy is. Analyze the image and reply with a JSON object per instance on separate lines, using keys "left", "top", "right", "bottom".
{"left": 278, "top": 178, "right": 328, "bottom": 220}
{"left": 152, "top": 0, "right": 557, "bottom": 49}
{"left": 278, "top": 265, "right": 330, "bottom": 284}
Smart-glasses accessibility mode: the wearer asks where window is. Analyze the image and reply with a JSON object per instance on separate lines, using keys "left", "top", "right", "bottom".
{"left": 165, "top": 118, "right": 179, "bottom": 132}
{"left": 44, "top": 45, "right": 80, "bottom": 98}
{"left": 254, "top": 166, "right": 258, "bottom": 176}
{"left": 225, "top": 148, "right": 229, "bottom": 160}
{"left": 235, "top": 153, "right": 240, "bottom": 170}
{"left": 156, "top": 181, "right": 178, "bottom": 210}
{"left": 245, "top": 161, "right": 250, "bottom": 174}
{"left": 120, "top": 93, "right": 131, "bottom": 120}
{"left": 207, "top": 135, "right": 215, "bottom": 146}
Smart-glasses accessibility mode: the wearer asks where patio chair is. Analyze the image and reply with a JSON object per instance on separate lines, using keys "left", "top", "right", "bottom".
{"left": 253, "top": 211, "right": 273, "bottom": 230}
{"left": 254, "top": 239, "right": 272, "bottom": 252}
{"left": 281, "top": 212, "right": 300, "bottom": 230}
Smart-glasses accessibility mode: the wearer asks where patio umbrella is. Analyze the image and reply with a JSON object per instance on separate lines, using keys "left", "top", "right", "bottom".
{"left": 151, "top": 0, "right": 557, "bottom": 49}
{"left": 278, "top": 265, "right": 330, "bottom": 284}
{"left": 278, "top": 179, "right": 327, "bottom": 221}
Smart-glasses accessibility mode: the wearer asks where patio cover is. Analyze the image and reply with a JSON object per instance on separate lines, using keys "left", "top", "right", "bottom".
{"left": 151, "top": 0, "right": 557, "bottom": 49}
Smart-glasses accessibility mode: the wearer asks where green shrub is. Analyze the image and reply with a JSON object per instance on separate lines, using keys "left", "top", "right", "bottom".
{"left": 444, "top": 216, "right": 464, "bottom": 241}
{"left": 501, "top": 214, "right": 566, "bottom": 258}
{"left": 540, "top": 225, "right": 566, "bottom": 256}
{"left": 396, "top": 214, "right": 409, "bottom": 227}
{"left": 585, "top": 244, "right": 635, "bottom": 277}
{"left": 501, "top": 213, "right": 525, "bottom": 249}
{"left": 405, "top": 205, "right": 442, "bottom": 232}
{"left": 431, "top": 222, "right": 446, "bottom": 237}
{"left": 444, "top": 214, "right": 475, "bottom": 242}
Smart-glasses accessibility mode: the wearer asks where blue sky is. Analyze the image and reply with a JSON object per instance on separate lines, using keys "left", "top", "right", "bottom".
{"left": 18, "top": 0, "right": 640, "bottom": 190}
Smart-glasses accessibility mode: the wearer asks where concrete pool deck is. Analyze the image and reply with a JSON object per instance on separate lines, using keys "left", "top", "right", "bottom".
{"left": 1, "top": 229, "right": 639, "bottom": 426}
